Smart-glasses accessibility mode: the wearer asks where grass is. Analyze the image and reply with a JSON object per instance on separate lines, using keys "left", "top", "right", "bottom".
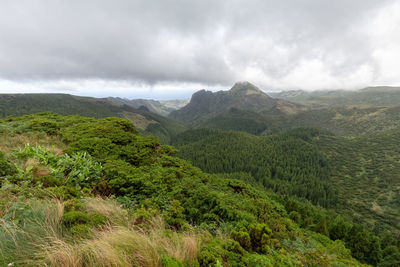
{"left": 0, "top": 132, "right": 65, "bottom": 156}
{"left": 0, "top": 197, "right": 202, "bottom": 267}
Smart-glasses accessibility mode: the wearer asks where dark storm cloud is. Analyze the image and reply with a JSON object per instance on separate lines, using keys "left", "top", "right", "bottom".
{"left": 0, "top": 0, "right": 398, "bottom": 92}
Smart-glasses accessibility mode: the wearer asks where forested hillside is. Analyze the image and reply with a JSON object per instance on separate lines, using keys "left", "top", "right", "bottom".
{"left": 195, "top": 105, "right": 400, "bottom": 137}
{"left": 271, "top": 86, "right": 400, "bottom": 108}
{"left": 315, "top": 130, "right": 400, "bottom": 234}
{"left": 172, "top": 128, "right": 400, "bottom": 239}
{"left": 1, "top": 113, "right": 395, "bottom": 266}
{"left": 172, "top": 128, "right": 336, "bottom": 208}
{"left": 0, "top": 94, "right": 187, "bottom": 143}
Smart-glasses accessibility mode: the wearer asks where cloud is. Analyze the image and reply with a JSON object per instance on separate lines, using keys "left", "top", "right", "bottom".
{"left": 0, "top": 0, "right": 398, "bottom": 96}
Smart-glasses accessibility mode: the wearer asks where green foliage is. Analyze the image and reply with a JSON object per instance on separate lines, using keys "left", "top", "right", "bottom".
{"left": 0, "top": 151, "right": 15, "bottom": 177}
{"left": 164, "top": 199, "right": 187, "bottom": 230}
{"left": 232, "top": 224, "right": 272, "bottom": 253}
{"left": 0, "top": 113, "right": 383, "bottom": 266}
{"left": 161, "top": 255, "right": 185, "bottom": 267}
{"left": 13, "top": 144, "right": 102, "bottom": 189}
{"left": 198, "top": 239, "right": 245, "bottom": 267}
{"left": 63, "top": 211, "right": 90, "bottom": 226}
{"left": 173, "top": 128, "right": 337, "bottom": 207}
{"left": 315, "top": 130, "right": 400, "bottom": 234}
{"left": 30, "top": 118, "right": 59, "bottom": 135}
{"left": 231, "top": 230, "right": 251, "bottom": 251}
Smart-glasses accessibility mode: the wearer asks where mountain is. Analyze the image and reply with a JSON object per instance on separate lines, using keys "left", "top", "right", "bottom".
{"left": 272, "top": 86, "right": 400, "bottom": 108}
{"left": 0, "top": 93, "right": 187, "bottom": 143}
{"left": 108, "top": 97, "right": 189, "bottom": 116}
{"left": 169, "top": 81, "right": 306, "bottom": 125}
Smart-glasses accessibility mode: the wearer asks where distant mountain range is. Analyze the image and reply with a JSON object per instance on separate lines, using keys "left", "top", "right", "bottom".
{"left": 169, "top": 81, "right": 306, "bottom": 125}
{"left": 0, "top": 94, "right": 186, "bottom": 143}
{"left": 2, "top": 83, "right": 400, "bottom": 140}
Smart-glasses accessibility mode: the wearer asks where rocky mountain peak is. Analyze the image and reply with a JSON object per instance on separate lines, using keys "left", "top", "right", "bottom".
{"left": 230, "top": 81, "right": 263, "bottom": 94}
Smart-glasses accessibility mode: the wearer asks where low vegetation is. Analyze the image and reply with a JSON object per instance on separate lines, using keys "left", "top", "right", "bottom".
{"left": 1, "top": 113, "right": 391, "bottom": 266}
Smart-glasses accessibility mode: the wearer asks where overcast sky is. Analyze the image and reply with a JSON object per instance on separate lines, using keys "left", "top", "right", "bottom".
{"left": 0, "top": 0, "right": 399, "bottom": 99}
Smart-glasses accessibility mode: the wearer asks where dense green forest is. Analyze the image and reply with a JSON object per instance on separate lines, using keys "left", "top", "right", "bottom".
{"left": 314, "top": 131, "right": 400, "bottom": 234}
{"left": 172, "top": 127, "right": 400, "bottom": 237}
{"left": 196, "top": 105, "right": 400, "bottom": 137}
{"left": 172, "top": 128, "right": 336, "bottom": 208}
{"left": 2, "top": 113, "right": 398, "bottom": 266}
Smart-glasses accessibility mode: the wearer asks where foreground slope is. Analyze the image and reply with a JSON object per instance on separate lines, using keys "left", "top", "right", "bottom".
{"left": 0, "top": 113, "right": 384, "bottom": 266}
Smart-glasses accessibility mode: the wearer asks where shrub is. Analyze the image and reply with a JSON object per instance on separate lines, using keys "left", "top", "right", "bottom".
{"left": 231, "top": 229, "right": 251, "bottom": 250}
{"left": 0, "top": 151, "right": 16, "bottom": 177}
{"left": 30, "top": 119, "right": 59, "bottom": 135}
{"left": 63, "top": 211, "right": 90, "bottom": 226}
{"left": 161, "top": 255, "right": 185, "bottom": 267}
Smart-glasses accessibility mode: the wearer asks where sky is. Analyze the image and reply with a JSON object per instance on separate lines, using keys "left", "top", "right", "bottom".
{"left": 0, "top": 0, "right": 399, "bottom": 99}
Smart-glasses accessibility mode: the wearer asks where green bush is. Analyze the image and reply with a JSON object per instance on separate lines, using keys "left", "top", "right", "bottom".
{"left": 198, "top": 239, "right": 247, "bottom": 267}
{"left": 63, "top": 211, "right": 90, "bottom": 226}
{"left": 0, "top": 151, "right": 15, "bottom": 177}
{"left": 231, "top": 229, "right": 251, "bottom": 250}
{"left": 88, "top": 212, "right": 107, "bottom": 226}
{"left": 30, "top": 119, "right": 59, "bottom": 135}
{"left": 161, "top": 255, "right": 185, "bottom": 267}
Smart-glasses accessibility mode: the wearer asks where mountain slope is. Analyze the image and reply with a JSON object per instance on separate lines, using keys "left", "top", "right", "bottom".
{"left": 0, "top": 94, "right": 187, "bottom": 143}
{"left": 196, "top": 105, "right": 400, "bottom": 136}
{"left": 169, "top": 81, "right": 305, "bottom": 125}
{"left": 315, "top": 130, "right": 400, "bottom": 233}
{"left": 272, "top": 86, "right": 400, "bottom": 108}
{"left": 260, "top": 105, "right": 400, "bottom": 136}
{"left": 172, "top": 127, "right": 400, "bottom": 235}
{"left": 172, "top": 128, "right": 337, "bottom": 208}
{"left": 108, "top": 97, "right": 189, "bottom": 116}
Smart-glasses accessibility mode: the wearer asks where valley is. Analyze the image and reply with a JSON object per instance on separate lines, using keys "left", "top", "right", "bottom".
{"left": 1, "top": 82, "right": 400, "bottom": 266}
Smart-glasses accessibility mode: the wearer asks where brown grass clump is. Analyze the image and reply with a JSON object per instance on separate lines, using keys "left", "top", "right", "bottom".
{"left": 85, "top": 197, "right": 128, "bottom": 226}
{"left": 17, "top": 198, "right": 202, "bottom": 267}
{"left": 42, "top": 222, "right": 201, "bottom": 267}
{"left": 0, "top": 133, "right": 65, "bottom": 155}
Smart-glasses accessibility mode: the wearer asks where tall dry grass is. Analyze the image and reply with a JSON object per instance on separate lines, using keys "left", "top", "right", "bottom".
{"left": 0, "top": 133, "right": 65, "bottom": 155}
{"left": 0, "top": 200, "right": 64, "bottom": 266}
{"left": 1, "top": 197, "right": 202, "bottom": 267}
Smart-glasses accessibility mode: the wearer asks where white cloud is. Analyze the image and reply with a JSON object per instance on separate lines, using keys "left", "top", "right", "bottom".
{"left": 0, "top": 0, "right": 398, "bottom": 98}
